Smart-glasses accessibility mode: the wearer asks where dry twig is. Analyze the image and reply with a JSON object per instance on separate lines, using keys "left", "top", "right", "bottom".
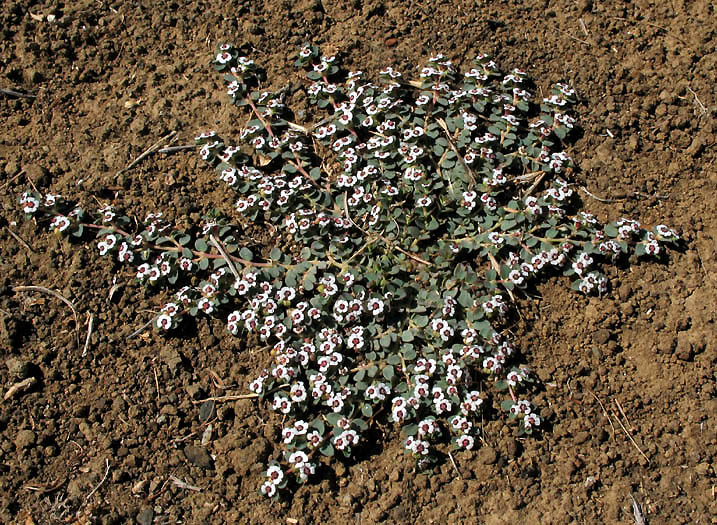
{"left": 5, "top": 227, "right": 35, "bottom": 252}
{"left": 686, "top": 87, "right": 708, "bottom": 115}
{"left": 3, "top": 377, "right": 37, "bottom": 401}
{"left": 115, "top": 131, "right": 176, "bottom": 177}
{"left": 0, "top": 169, "right": 25, "bottom": 190}
{"left": 85, "top": 459, "right": 110, "bottom": 502}
{"left": 82, "top": 314, "right": 94, "bottom": 357}
{"left": 1, "top": 87, "right": 36, "bottom": 99}
{"left": 210, "top": 234, "right": 241, "bottom": 281}
{"left": 158, "top": 144, "right": 196, "bottom": 154}
{"left": 447, "top": 451, "right": 463, "bottom": 479}
{"left": 612, "top": 401, "right": 650, "bottom": 464}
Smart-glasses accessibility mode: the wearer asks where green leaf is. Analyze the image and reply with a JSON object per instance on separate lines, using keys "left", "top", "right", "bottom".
{"left": 270, "top": 247, "right": 282, "bottom": 261}
{"left": 501, "top": 218, "right": 517, "bottom": 231}
{"left": 457, "top": 290, "right": 473, "bottom": 308}
{"left": 413, "top": 315, "right": 429, "bottom": 328}
{"left": 500, "top": 399, "right": 515, "bottom": 411}
{"left": 325, "top": 413, "right": 342, "bottom": 427}
{"left": 386, "top": 354, "right": 401, "bottom": 365}
{"left": 353, "top": 418, "right": 368, "bottom": 431}
{"left": 401, "top": 345, "right": 416, "bottom": 360}
{"left": 199, "top": 258, "right": 209, "bottom": 270}
{"left": 402, "top": 424, "right": 418, "bottom": 437}
{"left": 195, "top": 238, "right": 208, "bottom": 252}
{"left": 239, "top": 247, "right": 253, "bottom": 260}
{"left": 361, "top": 404, "right": 373, "bottom": 418}
{"left": 382, "top": 365, "right": 395, "bottom": 381}
{"left": 312, "top": 419, "right": 325, "bottom": 434}
{"left": 320, "top": 443, "right": 335, "bottom": 457}
{"left": 401, "top": 329, "right": 415, "bottom": 342}
{"left": 353, "top": 369, "right": 366, "bottom": 382}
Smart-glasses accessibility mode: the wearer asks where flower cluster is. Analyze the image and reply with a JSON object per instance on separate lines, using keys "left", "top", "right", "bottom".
{"left": 18, "top": 44, "right": 679, "bottom": 498}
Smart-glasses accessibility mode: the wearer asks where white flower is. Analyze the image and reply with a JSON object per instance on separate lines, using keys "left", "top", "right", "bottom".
{"left": 216, "top": 52, "right": 232, "bottom": 64}
{"left": 416, "top": 196, "right": 432, "bottom": 208}
{"left": 136, "top": 263, "right": 150, "bottom": 280}
{"left": 197, "top": 298, "right": 214, "bottom": 314}
{"left": 49, "top": 215, "right": 71, "bottom": 232}
{"left": 290, "top": 383, "right": 307, "bottom": 402}
{"left": 410, "top": 439, "right": 430, "bottom": 455}
{"left": 457, "top": 434, "right": 474, "bottom": 450}
{"left": 22, "top": 197, "right": 40, "bottom": 214}
{"left": 156, "top": 314, "right": 172, "bottom": 330}
{"left": 266, "top": 465, "right": 284, "bottom": 485}
{"left": 524, "top": 413, "right": 541, "bottom": 429}
{"left": 367, "top": 298, "right": 385, "bottom": 316}
{"left": 260, "top": 481, "right": 276, "bottom": 497}
{"left": 288, "top": 451, "right": 309, "bottom": 465}
{"left": 295, "top": 462, "right": 316, "bottom": 480}
{"left": 418, "top": 419, "right": 437, "bottom": 437}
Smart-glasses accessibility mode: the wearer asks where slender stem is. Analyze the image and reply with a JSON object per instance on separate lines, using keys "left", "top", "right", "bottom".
{"left": 289, "top": 156, "right": 323, "bottom": 191}
{"left": 246, "top": 98, "right": 275, "bottom": 139}
{"left": 81, "top": 222, "right": 274, "bottom": 268}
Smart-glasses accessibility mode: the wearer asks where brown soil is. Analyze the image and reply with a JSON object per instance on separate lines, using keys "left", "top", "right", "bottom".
{"left": 1, "top": 0, "right": 715, "bottom": 523}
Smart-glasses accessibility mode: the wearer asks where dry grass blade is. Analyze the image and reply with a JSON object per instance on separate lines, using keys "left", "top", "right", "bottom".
{"left": 588, "top": 391, "right": 617, "bottom": 440}
{"left": 23, "top": 477, "right": 66, "bottom": 494}
{"left": 210, "top": 234, "right": 241, "bottom": 281}
{"left": 13, "top": 285, "right": 80, "bottom": 349}
{"left": 5, "top": 227, "right": 35, "bottom": 253}
{"left": 169, "top": 474, "right": 201, "bottom": 492}
{"left": 686, "top": 87, "right": 707, "bottom": 115}
{"left": 631, "top": 494, "right": 646, "bottom": 525}
{"left": 435, "top": 117, "right": 477, "bottom": 187}
{"left": 612, "top": 401, "right": 650, "bottom": 464}
{"left": 127, "top": 314, "right": 158, "bottom": 340}
{"left": 115, "top": 131, "right": 176, "bottom": 177}
{"left": 82, "top": 313, "right": 94, "bottom": 357}
{"left": 85, "top": 459, "right": 110, "bottom": 502}
{"left": 157, "top": 144, "right": 196, "bottom": 154}
{"left": 580, "top": 185, "right": 619, "bottom": 203}
{"left": 447, "top": 450, "right": 462, "bottom": 479}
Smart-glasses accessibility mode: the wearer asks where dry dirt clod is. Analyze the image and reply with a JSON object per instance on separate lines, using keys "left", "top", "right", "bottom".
{"left": 183, "top": 445, "right": 214, "bottom": 469}
{"left": 15, "top": 429, "right": 36, "bottom": 449}
{"left": 136, "top": 507, "right": 153, "bottom": 525}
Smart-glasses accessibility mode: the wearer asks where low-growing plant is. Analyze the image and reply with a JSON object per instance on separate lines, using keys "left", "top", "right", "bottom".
{"left": 19, "top": 43, "right": 678, "bottom": 497}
